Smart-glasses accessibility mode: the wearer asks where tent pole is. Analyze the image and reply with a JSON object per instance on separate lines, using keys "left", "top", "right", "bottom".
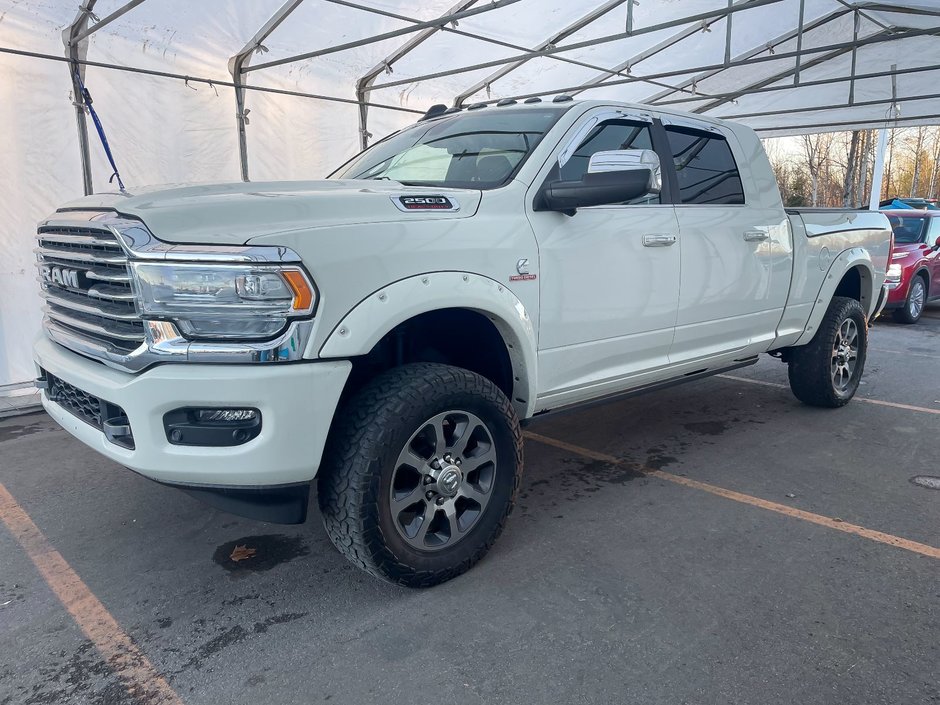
{"left": 869, "top": 128, "right": 889, "bottom": 210}
{"left": 63, "top": 1, "right": 98, "bottom": 196}
{"left": 229, "top": 0, "right": 306, "bottom": 182}
{"left": 355, "top": 0, "right": 480, "bottom": 151}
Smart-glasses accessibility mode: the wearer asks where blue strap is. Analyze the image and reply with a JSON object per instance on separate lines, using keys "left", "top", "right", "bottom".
{"left": 74, "top": 71, "right": 126, "bottom": 192}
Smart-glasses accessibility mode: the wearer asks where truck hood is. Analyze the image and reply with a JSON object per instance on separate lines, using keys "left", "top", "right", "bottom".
{"left": 58, "top": 181, "right": 482, "bottom": 245}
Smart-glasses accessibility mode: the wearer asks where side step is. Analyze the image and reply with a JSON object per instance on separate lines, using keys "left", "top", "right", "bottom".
{"left": 524, "top": 356, "right": 759, "bottom": 425}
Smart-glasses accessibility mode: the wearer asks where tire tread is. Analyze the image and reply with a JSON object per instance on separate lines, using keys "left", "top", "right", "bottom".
{"left": 318, "top": 363, "right": 523, "bottom": 588}
{"left": 787, "top": 296, "right": 867, "bottom": 408}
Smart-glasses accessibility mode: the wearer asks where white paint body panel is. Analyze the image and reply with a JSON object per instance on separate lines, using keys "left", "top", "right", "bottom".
{"left": 34, "top": 335, "right": 350, "bottom": 486}
{"left": 33, "top": 100, "right": 891, "bottom": 488}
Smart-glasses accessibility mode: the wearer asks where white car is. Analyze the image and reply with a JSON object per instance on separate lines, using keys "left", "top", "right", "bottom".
{"left": 33, "top": 98, "right": 891, "bottom": 586}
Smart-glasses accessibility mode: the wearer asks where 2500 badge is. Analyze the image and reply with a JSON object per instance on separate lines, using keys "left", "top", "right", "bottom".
{"left": 393, "top": 195, "right": 459, "bottom": 212}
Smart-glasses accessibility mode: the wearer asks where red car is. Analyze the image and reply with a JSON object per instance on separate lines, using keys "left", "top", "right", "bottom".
{"left": 882, "top": 210, "right": 940, "bottom": 323}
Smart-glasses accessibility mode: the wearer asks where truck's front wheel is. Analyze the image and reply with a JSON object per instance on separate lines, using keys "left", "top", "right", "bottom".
{"left": 787, "top": 296, "right": 868, "bottom": 408}
{"left": 318, "top": 363, "right": 523, "bottom": 587}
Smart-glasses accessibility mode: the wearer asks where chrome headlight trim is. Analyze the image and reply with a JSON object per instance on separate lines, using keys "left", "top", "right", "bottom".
{"left": 38, "top": 210, "right": 316, "bottom": 371}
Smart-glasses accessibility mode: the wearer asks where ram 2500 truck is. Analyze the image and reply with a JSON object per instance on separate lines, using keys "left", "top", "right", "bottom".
{"left": 33, "top": 99, "right": 891, "bottom": 586}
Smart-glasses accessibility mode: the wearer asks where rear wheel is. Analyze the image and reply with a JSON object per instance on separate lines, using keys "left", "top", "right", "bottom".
{"left": 892, "top": 275, "right": 927, "bottom": 324}
{"left": 318, "top": 363, "right": 523, "bottom": 587}
{"left": 787, "top": 296, "right": 867, "bottom": 408}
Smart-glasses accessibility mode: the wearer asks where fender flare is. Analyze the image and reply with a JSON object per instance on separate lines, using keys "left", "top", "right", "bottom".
{"left": 319, "top": 271, "right": 538, "bottom": 418}
{"left": 793, "top": 247, "right": 876, "bottom": 347}
{"left": 911, "top": 267, "right": 931, "bottom": 296}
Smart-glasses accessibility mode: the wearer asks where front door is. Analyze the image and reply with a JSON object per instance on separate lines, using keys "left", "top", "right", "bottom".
{"left": 926, "top": 217, "right": 940, "bottom": 297}
{"left": 527, "top": 110, "right": 681, "bottom": 409}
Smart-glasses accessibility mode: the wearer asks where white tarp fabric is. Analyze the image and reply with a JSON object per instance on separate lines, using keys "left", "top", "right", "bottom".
{"left": 1, "top": 0, "right": 938, "bottom": 386}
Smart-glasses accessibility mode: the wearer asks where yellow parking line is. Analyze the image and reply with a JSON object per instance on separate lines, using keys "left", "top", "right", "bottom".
{"left": 524, "top": 431, "right": 940, "bottom": 560}
{"left": 718, "top": 374, "right": 940, "bottom": 415}
{"left": 0, "top": 483, "right": 185, "bottom": 705}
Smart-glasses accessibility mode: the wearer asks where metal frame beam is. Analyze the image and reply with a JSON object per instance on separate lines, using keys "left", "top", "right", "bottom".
{"left": 456, "top": 27, "right": 939, "bottom": 106}
{"left": 244, "top": 0, "right": 523, "bottom": 74}
{"left": 718, "top": 87, "right": 940, "bottom": 121}
{"left": 62, "top": 1, "right": 148, "bottom": 195}
{"left": 63, "top": 1, "right": 97, "bottom": 195}
{"left": 349, "top": 0, "right": 667, "bottom": 146}
{"left": 794, "top": 0, "right": 806, "bottom": 85}
{"left": 834, "top": 0, "right": 890, "bottom": 31}
{"left": 229, "top": 0, "right": 306, "bottom": 181}
{"left": 855, "top": 2, "right": 940, "bottom": 18}
{"left": 654, "top": 63, "right": 940, "bottom": 108}
{"left": 71, "top": 0, "right": 147, "bottom": 44}
{"left": 368, "top": 0, "right": 788, "bottom": 93}
{"left": 688, "top": 32, "right": 867, "bottom": 114}
{"left": 1, "top": 46, "right": 424, "bottom": 112}
{"left": 329, "top": 0, "right": 646, "bottom": 81}
{"left": 355, "top": 0, "right": 479, "bottom": 151}
{"left": 452, "top": 0, "right": 628, "bottom": 107}
{"left": 642, "top": 6, "right": 852, "bottom": 105}
{"left": 753, "top": 113, "right": 936, "bottom": 134}
{"left": 571, "top": 0, "right": 767, "bottom": 100}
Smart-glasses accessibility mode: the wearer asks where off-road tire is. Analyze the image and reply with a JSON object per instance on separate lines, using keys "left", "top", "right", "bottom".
{"left": 318, "top": 363, "right": 523, "bottom": 588}
{"left": 892, "top": 274, "right": 927, "bottom": 324}
{"left": 787, "top": 296, "right": 867, "bottom": 408}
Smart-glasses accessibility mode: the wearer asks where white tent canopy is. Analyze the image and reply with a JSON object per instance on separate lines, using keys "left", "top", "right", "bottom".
{"left": 1, "top": 0, "right": 939, "bottom": 387}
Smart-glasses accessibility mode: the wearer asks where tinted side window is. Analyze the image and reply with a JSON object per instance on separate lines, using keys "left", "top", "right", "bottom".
{"left": 665, "top": 127, "right": 745, "bottom": 205}
{"left": 928, "top": 217, "right": 940, "bottom": 241}
{"left": 560, "top": 119, "right": 659, "bottom": 205}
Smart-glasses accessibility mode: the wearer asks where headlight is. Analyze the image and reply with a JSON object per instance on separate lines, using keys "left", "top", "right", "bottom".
{"left": 892, "top": 251, "right": 910, "bottom": 260}
{"left": 130, "top": 262, "right": 316, "bottom": 340}
{"left": 885, "top": 263, "right": 903, "bottom": 283}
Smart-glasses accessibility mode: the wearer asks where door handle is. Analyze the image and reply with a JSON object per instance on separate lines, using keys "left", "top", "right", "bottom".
{"left": 743, "top": 230, "right": 769, "bottom": 242}
{"left": 642, "top": 234, "right": 677, "bottom": 247}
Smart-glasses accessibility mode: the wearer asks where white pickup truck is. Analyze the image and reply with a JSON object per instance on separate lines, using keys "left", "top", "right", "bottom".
{"left": 33, "top": 98, "right": 891, "bottom": 586}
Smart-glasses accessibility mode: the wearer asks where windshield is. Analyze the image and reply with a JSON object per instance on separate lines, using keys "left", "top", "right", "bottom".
{"left": 887, "top": 215, "right": 928, "bottom": 244}
{"left": 331, "top": 107, "right": 567, "bottom": 189}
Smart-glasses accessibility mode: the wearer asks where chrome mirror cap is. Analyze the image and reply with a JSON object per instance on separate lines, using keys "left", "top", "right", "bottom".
{"left": 587, "top": 149, "right": 662, "bottom": 194}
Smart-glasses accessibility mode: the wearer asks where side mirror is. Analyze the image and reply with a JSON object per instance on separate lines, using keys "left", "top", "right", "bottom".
{"left": 934, "top": 235, "right": 940, "bottom": 250}
{"left": 540, "top": 149, "right": 662, "bottom": 214}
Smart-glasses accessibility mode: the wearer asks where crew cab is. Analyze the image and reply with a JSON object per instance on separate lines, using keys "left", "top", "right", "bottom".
{"left": 882, "top": 210, "right": 940, "bottom": 323}
{"left": 32, "top": 99, "right": 891, "bottom": 586}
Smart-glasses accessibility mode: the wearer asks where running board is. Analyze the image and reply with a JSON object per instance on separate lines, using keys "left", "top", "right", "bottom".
{"left": 524, "top": 356, "right": 759, "bottom": 425}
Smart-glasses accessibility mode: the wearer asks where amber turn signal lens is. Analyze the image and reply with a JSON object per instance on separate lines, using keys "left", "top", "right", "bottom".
{"left": 282, "top": 269, "right": 314, "bottom": 312}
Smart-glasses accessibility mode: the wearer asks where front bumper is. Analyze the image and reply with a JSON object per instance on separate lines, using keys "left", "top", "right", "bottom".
{"left": 872, "top": 282, "right": 891, "bottom": 317}
{"left": 34, "top": 335, "right": 351, "bottom": 489}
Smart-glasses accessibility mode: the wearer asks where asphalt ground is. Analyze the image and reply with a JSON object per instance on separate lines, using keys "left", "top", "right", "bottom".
{"left": 1, "top": 304, "right": 938, "bottom": 705}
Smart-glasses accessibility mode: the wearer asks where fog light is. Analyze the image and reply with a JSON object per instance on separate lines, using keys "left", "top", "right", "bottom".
{"left": 164, "top": 407, "right": 261, "bottom": 447}
{"left": 196, "top": 408, "right": 258, "bottom": 423}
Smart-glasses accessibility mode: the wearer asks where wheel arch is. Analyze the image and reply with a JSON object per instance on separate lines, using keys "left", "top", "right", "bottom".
{"left": 912, "top": 267, "right": 930, "bottom": 296}
{"left": 794, "top": 251, "right": 876, "bottom": 347}
{"left": 319, "top": 272, "right": 538, "bottom": 418}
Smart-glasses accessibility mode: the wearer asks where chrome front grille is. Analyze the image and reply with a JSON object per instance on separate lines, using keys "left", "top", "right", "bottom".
{"left": 36, "top": 226, "right": 144, "bottom": 355}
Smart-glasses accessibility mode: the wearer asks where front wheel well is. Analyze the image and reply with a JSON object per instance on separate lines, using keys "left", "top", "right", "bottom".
{"left": 339, "top": 308, "right": 516, "bottom": 407}
{"left": 913, "top": 269, "right": 930, "bottom": 295}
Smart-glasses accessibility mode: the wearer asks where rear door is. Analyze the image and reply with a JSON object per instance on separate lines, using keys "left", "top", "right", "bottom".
{"left": 527, "top": 108, "right": 681, "bottom": 408}
{"left": 663, "top": 120, "right": 790, "bottom": 363}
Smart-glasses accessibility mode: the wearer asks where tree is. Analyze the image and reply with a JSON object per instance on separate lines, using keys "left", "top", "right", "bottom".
{"left": 908, "top": 126, "right": 928, "bottom": 196}
{"left": 801, "top": 133, "right": 833, "bottom": 206}
{"left": 763, "top": 126, "right": 940, "bottom": 208}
